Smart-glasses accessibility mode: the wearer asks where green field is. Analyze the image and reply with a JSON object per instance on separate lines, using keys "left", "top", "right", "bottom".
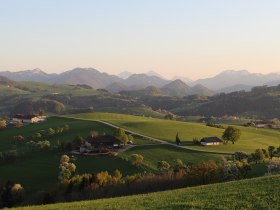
{"left": 15, "top": 175, "right": 280, "bottom": 210}
{"left": 121, "top": 144, "right": 223, "bottom": 169}
{"left": 67, "top": 112, "right": 280, "bottom": 153}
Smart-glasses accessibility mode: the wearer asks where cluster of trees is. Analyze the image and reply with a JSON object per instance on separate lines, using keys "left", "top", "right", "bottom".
{"left": 206, "top": 122, "right": 225, "bottom": 129}
{"left": 232, "top": 145, "right": 280, "bottom": 164}
{"left": 222, "top": 160, "right": 251, "bottom": 181}
{"left": 26, "top": 140, "right": 51, "bottom": 151}
{"left": 9, "top": 124, "right": 70, "bottom": 152}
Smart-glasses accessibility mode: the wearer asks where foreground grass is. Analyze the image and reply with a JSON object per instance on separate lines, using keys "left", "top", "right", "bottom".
{"left": 67, "top": 112, "right": 280, "bottom": 153}
{"left": 16, "top": 175, "right": 280, "bottom": 210}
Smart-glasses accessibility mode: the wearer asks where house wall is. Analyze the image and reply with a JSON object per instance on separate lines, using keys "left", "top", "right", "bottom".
{"left": 200, "top": 142, "right": 223, "bottom": 146}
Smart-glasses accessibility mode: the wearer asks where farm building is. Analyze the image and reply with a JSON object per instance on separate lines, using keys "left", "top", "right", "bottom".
{"left": 200, "top": 137, "right": 223, "bottom": 146}
{"left": 86, "top": 135, "right": 121, "bottom": 149}
{"left": 12, "top": 114, "right": 40, "bottom": 124}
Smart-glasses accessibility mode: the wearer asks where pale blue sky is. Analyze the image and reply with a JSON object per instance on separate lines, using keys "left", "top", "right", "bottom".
{"left": 1, "top": 0, "right": 280, "bottom": 79}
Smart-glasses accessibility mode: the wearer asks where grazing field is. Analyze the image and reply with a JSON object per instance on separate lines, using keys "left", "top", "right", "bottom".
{"left": 67, "top": 112, "right": 280, "bottom": 153}
{"left": 0, "top": 151, "right": 142, "bottom": 192}
{"left": 16, "top": 175, "right": 280, "bottom": 210}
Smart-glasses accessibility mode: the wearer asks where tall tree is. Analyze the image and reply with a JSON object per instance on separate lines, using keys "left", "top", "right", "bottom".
{"left": 176, "top": 132, "right": 181, "bottom": 145}
{"left": 222, "top": 126, "right": 241, "bottom": 144}
{"left": 268, "top": 146, "right": 275, "bottom": 160}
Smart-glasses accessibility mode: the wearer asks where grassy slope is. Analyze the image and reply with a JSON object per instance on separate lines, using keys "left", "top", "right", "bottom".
{"left": 121, "top": 144, "right": 223, "bottom": 169}
{"left": 16, "top": 175, "right": 280, "bottom": 210}
{"left": 67, "top": 112, "right": 280, "bottom": 153}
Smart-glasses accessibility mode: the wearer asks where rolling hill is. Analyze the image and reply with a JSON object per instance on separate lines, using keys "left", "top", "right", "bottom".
{"left": 161, "top": 79, "right": 191, "bottom": 97}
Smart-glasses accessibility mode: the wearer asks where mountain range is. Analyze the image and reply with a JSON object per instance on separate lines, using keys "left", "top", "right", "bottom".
{"left": 193, "top": 70, "right": 280, "bottom": 91}
{"left": 1, "top": 68, "right": 280, "bottom": 96}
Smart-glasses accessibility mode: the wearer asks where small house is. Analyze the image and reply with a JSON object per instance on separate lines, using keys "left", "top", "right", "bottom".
{"left": 200, "top": 137, "right": 223, "bottom": 146}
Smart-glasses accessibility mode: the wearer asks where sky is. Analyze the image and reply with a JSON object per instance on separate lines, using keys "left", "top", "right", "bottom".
{"left": 1, "top": 0, "right": 280, "bottom": 80}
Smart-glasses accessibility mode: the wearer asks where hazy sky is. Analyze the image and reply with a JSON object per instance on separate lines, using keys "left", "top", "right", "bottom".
{"left": 1, "top": 0, "right": 280, "bottom": 80}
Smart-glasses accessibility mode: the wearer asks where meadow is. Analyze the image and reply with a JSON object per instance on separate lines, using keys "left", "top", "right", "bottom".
{"left": 15, "top": 175, "right": 280, "bottom": 210}
{"left": 67, "top": 112, "right": 280, "bottom": 153}
{"left": 121, "top": 144, "right": 223, "bottom": 169}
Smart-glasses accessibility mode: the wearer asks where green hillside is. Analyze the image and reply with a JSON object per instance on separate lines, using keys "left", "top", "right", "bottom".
{"left": 67, "top": 112, "right": 280, "bottom": 153}
{"left": 15, "top": 175, "right": 280, "bottom": 210}
{"left": 0, "top": 117, "right": 142, "bottom": 192}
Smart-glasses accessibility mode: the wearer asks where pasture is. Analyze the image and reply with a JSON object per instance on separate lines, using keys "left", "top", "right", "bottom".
{"left": 67, "top": 112, "right": 280, "bottom": 153}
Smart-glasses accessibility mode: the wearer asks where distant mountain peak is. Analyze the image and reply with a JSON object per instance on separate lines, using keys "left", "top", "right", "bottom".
{"left": 164, "top": 79, "right": 190, "bottom": 88}
{"left": 146, "top": 70, "right": 165, "bottom": 79}
{"left": 118, "top": 71, "right": 133, "bottom": 79}
{"left": 172, "top": 76, "right": 193, "bottom": 84}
